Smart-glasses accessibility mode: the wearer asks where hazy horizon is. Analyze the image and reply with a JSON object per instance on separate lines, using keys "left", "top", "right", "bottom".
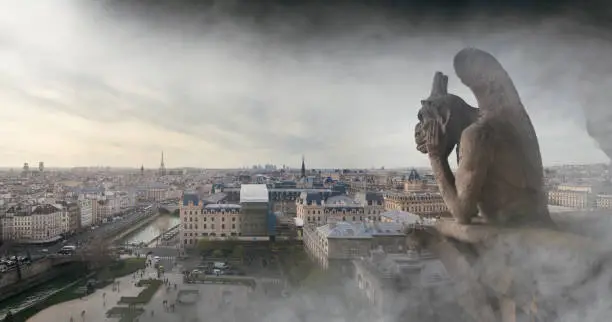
{"left": 1, "top": 0, "right": 612, "bottom": 169}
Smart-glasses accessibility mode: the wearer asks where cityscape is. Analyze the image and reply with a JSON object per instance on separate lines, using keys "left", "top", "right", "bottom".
{"left": 0, "top": 152, "right": 611, "bottom": 321}
{"left": 2, "top": 0, "right": 612, "bottom": 322}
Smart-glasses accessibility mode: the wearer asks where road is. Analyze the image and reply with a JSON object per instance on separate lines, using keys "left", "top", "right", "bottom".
{"left": 7, "top": 202, "right": 159, "bottom": 257}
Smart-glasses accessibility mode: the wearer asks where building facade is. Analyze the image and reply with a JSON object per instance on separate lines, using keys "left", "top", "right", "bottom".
{"left": 3, "top": 203, "right": 68, "bottom": 243}
{"left": 296, "top": 192, "right": 386, "bottom": 225}
{"left": 383, "top": 192, "right": 448, "bottom": 217}
{"left": 302, "top": 221, "right": 406, "bottom": 269}
{"left": 547, "top": 184, "right": 597, "bottom": 209}
{"left": 79, "top": 198, "right": 93, "bottom": 228}
{"left": 352, "top": 248, "right": 457, "bottom": 321}
{"left": 179, "top": 184, "right": 271, "bottom": 247}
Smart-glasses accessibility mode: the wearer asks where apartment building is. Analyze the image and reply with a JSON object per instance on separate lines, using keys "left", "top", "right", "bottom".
{"left": 383, "top": 192, "right": 448, "bottom": 217}
{"left": 2, "top": 203, "right": 67, "bottom": 243}
{"left": 296, "top": 192, "right": 386, "bottom": 225}
{"left": 78, "top": 198, "right": 93, "bottom": 228}
{"left": 353, "top": 248, "right": 456, "bottom": 320}
{"left": 302, "top": 221, "right": 406, "bottom": 269}
{"left": 179, "top": 184, "right": 271, "bottom": 247}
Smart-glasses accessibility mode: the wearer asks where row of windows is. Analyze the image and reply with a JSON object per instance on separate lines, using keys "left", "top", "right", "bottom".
{"left": 183, "top": 209, "right": 240, "bottom": 215}
{"left": 183, "top": 223, "right": 264, "bottom": 230}
{"left": 384, "top": 196, "right": 443, "bottom": 202}
{"left": 184, "top": 216, "right": 238, "bottom": 222}
{"left": 183, "top": 223, "right": 237, "bottom": 230}
{"left": 304, "top": 216, "right": 382, "bottom": 222}
{"left": 182, "top": 233, "right": 242, "bottom": 244}
{"left": 300, "top": 209, "right": 383, "bottom": 215}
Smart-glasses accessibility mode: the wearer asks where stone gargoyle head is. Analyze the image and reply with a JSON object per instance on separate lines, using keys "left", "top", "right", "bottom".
{"left": 414, "top": 72, "right": 479, "bottom": 162}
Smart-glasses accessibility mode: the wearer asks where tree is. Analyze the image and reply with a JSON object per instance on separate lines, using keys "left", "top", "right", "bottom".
{"left": 211, "top": 249, "right": 224, "bottom": 258}
{"left": 3, "top": 310, "right": 14, "bottom": 322}
{"left": 83, "top": 237, "right": 113, "bottom": 270}
{"left": 197, "top": 238, "right": 213, "bottom": 254}
{"left": 231, "top": 245, "right": 244, "bottom": 261}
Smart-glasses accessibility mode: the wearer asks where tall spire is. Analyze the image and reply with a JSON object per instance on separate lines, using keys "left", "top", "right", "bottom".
{"left": 159, "top": 151, "right": 166, "bottom": 176}
{"left": 301, "top": 155, "right": 306, "bottom": 178}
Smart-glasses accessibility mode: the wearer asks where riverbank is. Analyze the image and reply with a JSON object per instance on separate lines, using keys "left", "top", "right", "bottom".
{"left": 119, "top": 214, "right": 180, "bottom": 247}
{"left": 111, "top": 212, "right": 163, "bottom": 244}
{"left": 27, "top": 257, "right": 157, "bottom": 322}
{"left": 0, "top": 258, "right": 146, "bottom": 321}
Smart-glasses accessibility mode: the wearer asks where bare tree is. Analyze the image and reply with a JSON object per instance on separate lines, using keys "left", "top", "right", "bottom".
{"left": 81, "top": 237, "right": 113, "bottom": 271}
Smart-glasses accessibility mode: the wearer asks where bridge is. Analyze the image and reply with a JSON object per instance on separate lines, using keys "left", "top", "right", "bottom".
{"left": 158, "top": 204, "right": 179, "bottom": 213}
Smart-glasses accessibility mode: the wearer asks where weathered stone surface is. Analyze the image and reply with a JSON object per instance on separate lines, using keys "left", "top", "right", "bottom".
{"left": 416, "top": 48, "right": 553, "bottom": 227}
{"left": 435, "top": 219, "right": 604, "bottom": 294}
{"left": 426, "top": 234, "right": 498, "bottom": 322}
{"left": 413, "top": 48, "right": 612, "bottom": 321}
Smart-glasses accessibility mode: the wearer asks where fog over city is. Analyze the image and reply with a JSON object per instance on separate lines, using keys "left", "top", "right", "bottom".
{"left": 3, "top": 2, "right": 612, "bottom": 322}
{"left": 0, "top": 0, "right": 611, "bottom": 169}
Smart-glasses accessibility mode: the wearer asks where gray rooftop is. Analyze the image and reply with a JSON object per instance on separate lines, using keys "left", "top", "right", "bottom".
{"left": 316, "top": 221, "right": 405, "bottom": 239}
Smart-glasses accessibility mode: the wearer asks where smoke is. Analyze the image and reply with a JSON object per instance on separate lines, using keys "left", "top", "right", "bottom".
{"left": 93, "top": 1, "right": 612, "bottom": 321}
{"left": 586, "top": 110, "right": 612, "bottom": 162}
{"left": 166, "top": 276, "right": 463, "bottom": 322}
{"left": 80, "top": 0, "right": 612, "bottom": 166}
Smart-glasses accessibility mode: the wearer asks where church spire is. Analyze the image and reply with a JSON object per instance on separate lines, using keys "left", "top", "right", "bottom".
{"left": 301, "top": 155, "right": 306, "bottom": 178}
{"left": 159, "top": 151, "right": 166, "bottom": 176}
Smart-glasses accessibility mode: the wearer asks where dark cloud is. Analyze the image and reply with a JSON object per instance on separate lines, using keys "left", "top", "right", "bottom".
{"left": 0, "top": 0, "right": 611, "bottom": 167}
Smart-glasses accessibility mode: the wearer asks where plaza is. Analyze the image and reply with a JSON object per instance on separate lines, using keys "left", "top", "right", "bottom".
{"left": 26, "top": 255, "right": 256, "bottom": 322}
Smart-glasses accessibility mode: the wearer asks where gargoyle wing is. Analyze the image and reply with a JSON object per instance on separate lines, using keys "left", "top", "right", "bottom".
{"left": 453, "top": 47, "right": 524, "bottom": 116}
{"left": 453, "top": 48, "right": 545, "bottom": 193}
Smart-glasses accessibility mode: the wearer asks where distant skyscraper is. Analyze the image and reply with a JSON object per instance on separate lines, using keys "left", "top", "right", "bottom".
{"left": 38, "top": 162, "right": 44, "bottom": 172}
{"left": 159, "top": 151, "right": 167, "bottom": 176}
{"left": 301, "top": 155, "right": 306, "bottom": 178}
{"left": 22, "top": 162, "right": 30, "bottom": 177}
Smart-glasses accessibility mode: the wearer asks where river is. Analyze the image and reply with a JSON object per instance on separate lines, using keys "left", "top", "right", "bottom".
{"left": 0, "top": 215, "right": 181, "bottom": 318}
{"left": 122, "top": 214, "right": 180, "bottom": 246}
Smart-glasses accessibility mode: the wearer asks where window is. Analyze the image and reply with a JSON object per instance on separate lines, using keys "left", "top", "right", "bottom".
{"left": 222, "top": 224, "right": 225, "bottom": 229}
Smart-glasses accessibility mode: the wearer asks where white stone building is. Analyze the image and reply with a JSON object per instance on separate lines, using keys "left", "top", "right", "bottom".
{"left": 79, "top": 198, "right": 93, "bottom": 228}
{"left": 296, "top": 192, "right": 386, "bottom": 226}
{"left": 179, "top": 184, "right": 270, "bottom": 247}
{"left": 352, "top": 249, "right": 457, "bottom": 321}
{"left": 302, "top": 221, "right": 406, "bottom": 269}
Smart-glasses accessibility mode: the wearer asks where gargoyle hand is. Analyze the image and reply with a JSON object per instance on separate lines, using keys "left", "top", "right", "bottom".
{"left": 425, "top": 120, "right": 447, "bottom": 159}
{"left": 415, "top": 122, "right": 428, "bottom": 154}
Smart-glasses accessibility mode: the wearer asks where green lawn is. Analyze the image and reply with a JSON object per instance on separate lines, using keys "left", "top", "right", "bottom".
{"left": 2, "top": 258, "right": 146, "bottom": 322}
{"left": 119, "top": 279, "right": 162, "bottom": 305}
{"left": 110, "top": 257, "right": 146, "bottom": 276}
{"left": 106, "top": 306, "right": 145, "bottom": 321}
{"left": 8, "top": 279, "right": 86, "bottom": 322}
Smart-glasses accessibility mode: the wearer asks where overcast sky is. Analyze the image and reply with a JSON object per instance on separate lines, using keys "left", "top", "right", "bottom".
{"left": 0, "top": 0, "right": 610, "bottom": 169}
